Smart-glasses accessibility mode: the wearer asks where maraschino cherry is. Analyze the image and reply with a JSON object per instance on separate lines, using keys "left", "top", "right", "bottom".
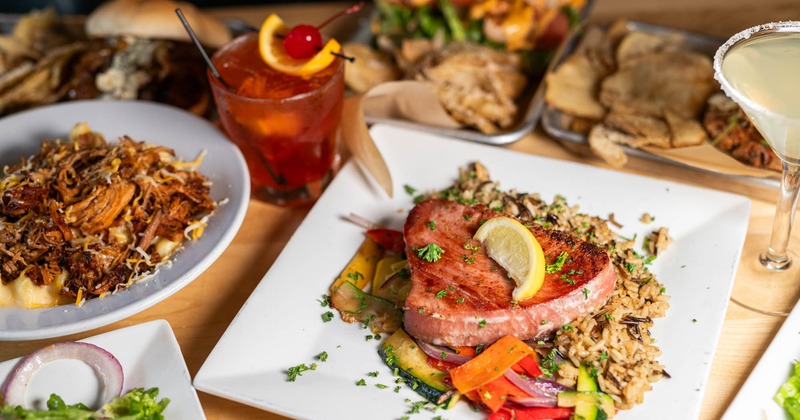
{"left": 282, "top": 2, "right": 364, "bottom": 59}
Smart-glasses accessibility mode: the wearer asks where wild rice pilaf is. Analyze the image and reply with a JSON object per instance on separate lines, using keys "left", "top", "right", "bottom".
{"left": 424, "top": 162, "right": 671, "bottom": 409}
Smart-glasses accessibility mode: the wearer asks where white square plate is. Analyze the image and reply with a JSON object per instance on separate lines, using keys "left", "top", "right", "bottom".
{"left": 195, "top": 124, "right": 751, "bottom": 419}
{"left": 724, "top": 300, "right": 800, "bottom": 420}
{"left": 0, "top": 320, "right": 204, "bottom": 419}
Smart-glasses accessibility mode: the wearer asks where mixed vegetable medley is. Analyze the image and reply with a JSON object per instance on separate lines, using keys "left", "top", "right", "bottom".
{"left": 325, "top": 224, "right": 617, "bottom": 419}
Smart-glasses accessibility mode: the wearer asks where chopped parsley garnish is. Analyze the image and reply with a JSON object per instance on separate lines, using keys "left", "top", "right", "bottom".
{"left": 316, "top": 351, "right": 328, "bottom": 362}
{"left": 321, "top": 311, "right": 334, "bottom": 322}
{"left": 540, "top": 349, "right": 561, "bottom": 377}
{"left": 462, "top": 255, "right": 476, "bottom": 264}
{"left": 561, "top": 324, "right": 574, "bottom": 331}
{"left": 414, "top": 243, "right": 444, "bottom": 262}
{"left": 478, "top": 319, "right": 487, "bottom": 328}
{"left": 368, "top": 371, "right": 379, "bottom": 377}
{"left": 545, "top": 252, "right": 569, "bottom": 274}
{"left": 346, "top": 271, "right": 364, "bottom": 282}
{"left": 456, "top": 297, "right": 465, "bottom": 303}
{"left": 435, "top": 290, "right": 447, "bottom": 299}
{"left": 376, "top": 384, "right": 389, "bottom": 389}
{"left": 404, "top": 184, "right": 417, "bottom": 195}
{"left": 541, "top": 319, "right": 548, "bottom": 325}
{"left": 600, "top": 350, "right": 608, "bottom": 363}
{"left": 317, "top": 294, "right": 330, "bottom": 307}
{"left": 463, "top": 214, "right": 473, "bottom": 220}
{"left": 582, "top": 288, "right": 590, "bottom": 299}
{"left": 287, "top": 363, "right": 317, "bottom": 382}
{"left": 475, "top": 344, "right": 485, "bottom": 354}
{"left": 356, "top": 379, "right": 367, "bottom": 386}
{"left": 427, "top": 220, "right": 437, "bottom": 230}
{"left": 603, "top": 313, "right": 615, "bottom": 321}
{"left": 463, "top": 241, "right": 480, "bottom": 251}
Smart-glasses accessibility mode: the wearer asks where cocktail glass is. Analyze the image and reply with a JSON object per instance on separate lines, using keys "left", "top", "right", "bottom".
{"left": 714, "top": 21, "right": 800, "bottom": 316}
{"left": 208, "top": 32, "right": 344, "bottom": 206}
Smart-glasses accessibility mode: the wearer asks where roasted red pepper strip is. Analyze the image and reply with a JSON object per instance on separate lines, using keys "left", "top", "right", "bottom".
{"left": 515, "top": 354, "right": 544, "bottom": 378}
{"left": 426, "top": 355, "right": 461, "bottom": 372}
{"left": 365, "top": 229, "right": 406, "bottom": 254}
{"left": 477, "top": 375, "right": 529, "bottom": 413}
{"left": 489, "top": 406, "right": 574, "bottom": 420}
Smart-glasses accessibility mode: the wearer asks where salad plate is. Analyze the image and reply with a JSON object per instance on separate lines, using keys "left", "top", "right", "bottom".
{"left": 0, "top": 319, "right": 204, "bottom": 419}
{"left": 0, "top": 100, "right": 249, "bottom": 340}
{"left": 724, "top": 300, "right": 800, "bottom": 419}
{"left": 194, "top": 124, "right": 751, "bottom": 419}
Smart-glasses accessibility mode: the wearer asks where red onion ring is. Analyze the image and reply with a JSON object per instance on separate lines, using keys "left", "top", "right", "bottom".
{"left": 415, "top": 339, "right": 473, "bottom": 365}
{"left": 1, "top": 342, "right": 124, "bottom": 408}
{"left": 504, "top": 369, "right": 572, "bottom": 406}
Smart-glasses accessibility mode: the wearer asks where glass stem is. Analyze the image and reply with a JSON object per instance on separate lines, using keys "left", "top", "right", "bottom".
{"left": 762, "top": 161, "right": 800, "bottom": 270}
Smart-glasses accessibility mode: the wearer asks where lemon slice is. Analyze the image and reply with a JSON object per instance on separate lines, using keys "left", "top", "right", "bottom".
{"left": 474, "top": 217, "right": 546, "bottom": 301}
{"left": 258, "top": 14, "right": 341, "bottom": 77}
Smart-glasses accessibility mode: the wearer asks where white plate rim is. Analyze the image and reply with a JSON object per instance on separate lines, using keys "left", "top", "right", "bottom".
{"left": 0, "top": 100, "right": 249, "bottom": 340}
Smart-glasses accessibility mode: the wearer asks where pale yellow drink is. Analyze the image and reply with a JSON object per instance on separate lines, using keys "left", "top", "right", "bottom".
{"left": 721, "top": 32, "right": 800, "bottom": 162}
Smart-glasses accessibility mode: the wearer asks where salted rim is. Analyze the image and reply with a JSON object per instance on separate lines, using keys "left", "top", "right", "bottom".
{"left": 713, "top": 21, "right": 800, "bottom": 123}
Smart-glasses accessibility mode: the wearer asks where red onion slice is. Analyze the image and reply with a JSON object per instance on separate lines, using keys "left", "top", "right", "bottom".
{"left": 504, "top": 368, "right": 572, "bottom": 406}
{"left": 1, "top": 342, "right": 124, "bottom": 408}
{"left": 416, "top": 339, "right": 473, "bottom": 365}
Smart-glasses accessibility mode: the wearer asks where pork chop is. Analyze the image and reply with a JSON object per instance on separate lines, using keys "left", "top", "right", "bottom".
{"left": 403, "top": 199, "right": 615, "bottom": 346}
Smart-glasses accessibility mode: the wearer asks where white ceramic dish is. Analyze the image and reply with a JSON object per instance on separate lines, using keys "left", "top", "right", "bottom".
{"left": 724, "top": 300, "right": 800, "bottom": 420}
{"left": 194, "top": 124, "right": 751, "bottom": 419}
{"left": 0, "top": 319, "right": 204, "bottom": 419}
{"left": 0, "top": 100, "right": 249, "bottom": 340}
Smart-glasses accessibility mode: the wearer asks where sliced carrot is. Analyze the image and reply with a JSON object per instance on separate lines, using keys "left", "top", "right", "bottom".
{"left": 451, "top": 346, "right": 477, "bottom": 357}
{"left": 449, "top": 335, "right": 533, "bottom": 394}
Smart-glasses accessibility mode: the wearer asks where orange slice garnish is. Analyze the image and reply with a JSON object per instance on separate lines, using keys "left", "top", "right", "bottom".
{"left": 258, "top": 14, "right": 341, "bottom": 77}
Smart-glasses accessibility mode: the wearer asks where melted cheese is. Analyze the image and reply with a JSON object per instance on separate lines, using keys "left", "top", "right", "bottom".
{"left": 0, "top": 271, "right": 71, "bottom": 308}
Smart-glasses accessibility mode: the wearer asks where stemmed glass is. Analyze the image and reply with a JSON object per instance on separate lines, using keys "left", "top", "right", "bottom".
{"left": 714, "top": 21, "right": 800, "bottom": 316}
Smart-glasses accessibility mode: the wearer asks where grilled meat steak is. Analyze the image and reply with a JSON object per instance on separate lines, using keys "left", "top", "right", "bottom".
{"left": 403, "top": 200, "right": 615, "bottom": 346}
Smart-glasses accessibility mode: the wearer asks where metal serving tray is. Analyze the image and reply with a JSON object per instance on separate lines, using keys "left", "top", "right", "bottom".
{"left": 539, "top": 20, "right": 780, "bottom": 190}
{"left": 350, "top": 0, "right": 594, "bottom": 146}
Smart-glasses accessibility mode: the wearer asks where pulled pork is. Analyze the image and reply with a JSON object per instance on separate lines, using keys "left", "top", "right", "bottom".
{"left": 0, "top": 124, "right": 215, "bottom": 303}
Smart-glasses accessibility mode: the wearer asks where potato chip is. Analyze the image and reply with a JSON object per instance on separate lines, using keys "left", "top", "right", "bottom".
{"left": 665, "top": 110, "right": 708, "bottom": 147}
{"left": 545, "top": 54, "right": 606, "bottom": 120}
{"left": 600, "top": 51, "right": 713, "bottom": 119}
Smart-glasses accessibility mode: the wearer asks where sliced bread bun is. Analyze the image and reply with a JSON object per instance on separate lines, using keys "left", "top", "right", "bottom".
{"left": 85, "top": 0, "right": 231, "bottom": 48}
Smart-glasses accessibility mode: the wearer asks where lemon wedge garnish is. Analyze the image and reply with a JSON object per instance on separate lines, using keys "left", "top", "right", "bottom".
{"left": 258, "top": 14, "right": 341, "bottom": 77}
{"left": 474, "top": 217, "right": 546, "bottom": 301}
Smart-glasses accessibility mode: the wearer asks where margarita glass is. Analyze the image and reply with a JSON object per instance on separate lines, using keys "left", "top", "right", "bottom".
{"left": 714, "top": 21, "right": 800, "bottom": 315}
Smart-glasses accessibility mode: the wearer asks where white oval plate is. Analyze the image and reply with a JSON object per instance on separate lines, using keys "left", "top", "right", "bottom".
{"left": 0, "top": 100, "right": 249, "bottom": 340}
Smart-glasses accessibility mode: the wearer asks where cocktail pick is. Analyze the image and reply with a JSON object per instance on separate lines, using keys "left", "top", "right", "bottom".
{"left": 175, "top": 8, "right": 232, "bottom": 90}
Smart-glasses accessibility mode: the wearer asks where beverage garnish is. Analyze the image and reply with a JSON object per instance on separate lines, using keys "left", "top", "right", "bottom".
{"left": 258, "top": 4, "right": 362, "bottom": 76}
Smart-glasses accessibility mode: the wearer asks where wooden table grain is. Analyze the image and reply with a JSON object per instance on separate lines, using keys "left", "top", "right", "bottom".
{"left": 3, "top": 1, "right": 800, "bottom": 419}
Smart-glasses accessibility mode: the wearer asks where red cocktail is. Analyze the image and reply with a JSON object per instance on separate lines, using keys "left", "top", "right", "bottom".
{"left": 208, "top": 32, "right": 344, "bottom": 206}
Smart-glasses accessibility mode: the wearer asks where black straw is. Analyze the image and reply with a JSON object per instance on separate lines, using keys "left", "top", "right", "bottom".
{"left": 175, "top": 8, "right": 231, "bottom": 90}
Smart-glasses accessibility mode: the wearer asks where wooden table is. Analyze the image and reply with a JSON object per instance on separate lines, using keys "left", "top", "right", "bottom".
{"left": 3, "top": 1, "right": 800, "bottom": 419}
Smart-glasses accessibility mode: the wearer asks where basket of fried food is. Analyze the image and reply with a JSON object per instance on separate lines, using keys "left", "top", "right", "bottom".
{"left": 344, "top": 0, "right": 588, "bottom": 135}
{"left": 543, "top": 19, "right": 781, "bottom": 176}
